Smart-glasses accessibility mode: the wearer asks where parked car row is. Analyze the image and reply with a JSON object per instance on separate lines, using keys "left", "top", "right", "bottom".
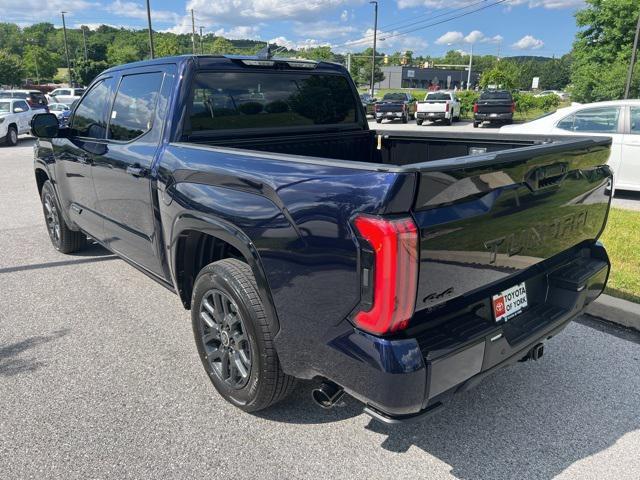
{"left": 364, "top": 89, "right": 515, "bottom": 128}
{"left": 0, "top": 98, "right": 39, "bottom": 146}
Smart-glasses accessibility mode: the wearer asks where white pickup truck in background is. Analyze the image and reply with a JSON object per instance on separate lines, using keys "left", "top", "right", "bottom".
{"left": 416, "top": 91, "right": 461, "bottom": 126}
{"left": 0, "top": 98, "right": 37, "bottom": 146}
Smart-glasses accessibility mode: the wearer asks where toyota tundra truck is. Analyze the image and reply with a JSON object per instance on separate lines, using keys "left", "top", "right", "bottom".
{"left": 31, "top": 53, "right": 612, "bottom": 423}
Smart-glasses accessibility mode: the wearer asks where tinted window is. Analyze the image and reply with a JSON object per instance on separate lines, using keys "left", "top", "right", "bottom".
{"left": 11, "top": 92, "right": 28, "bottom": 99}
{"left": 108, "top": 72, "right": 163, "bottom": 141}
{"left": 382, "top": 93, "right": 407, "bottom": 101}
{"left": 630, "top": 107, "right": 640, "bottom": 134}
{"left": 74, "top": 89, "right": 85, "bottom": 96}
{"left": 188, "top": 72, "right": 358, "bottom": 132}
{"left": 71, "top": 80, "right": 112, "bottom": 139}
{"left": 480, "top": 91, "right": 512, "bottom": 100}
{"left": 557, "top": 107, "right": 620, "bottom": 133}
{"left": 13, "top": 101, "right": 28, "bottom": 112}
{"left": 0, "top": 101, "right": 10, "bottom": 113}
{"left": 426, "top": 92, "right": 450, "bottom": 101}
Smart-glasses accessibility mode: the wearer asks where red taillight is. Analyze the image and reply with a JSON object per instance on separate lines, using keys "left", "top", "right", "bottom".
{"left": 473, "top": 103, "right": 478, "bottom": 113}
{"left": 401, "top": 103, "right": 406, "bottom": 111}
{"left": 445, "top": 102, "right": 450, "bottom": 112}
{"left": 353, "top": 215, "right": 418, "bottom": 335}
{"left": 374, "top": 104, "right": 379, "bottom": 112}
{"left": 511, "top": 102, "right": 516, "bottom": 113}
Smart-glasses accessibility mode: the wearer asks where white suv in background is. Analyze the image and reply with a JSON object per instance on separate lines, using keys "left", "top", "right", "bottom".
{"left": 0, "top": 99, "right": 38, "bottom": 146}
{"left": 47, "top": 87, "right": 85, "bottom": 105}
{"left": 501, "top": 100, "right": 640, "bottom": 193}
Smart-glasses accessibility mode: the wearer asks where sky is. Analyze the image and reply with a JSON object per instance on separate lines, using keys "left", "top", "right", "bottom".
{"left": 3, "top": 0, "right": 585, "bottom": 57}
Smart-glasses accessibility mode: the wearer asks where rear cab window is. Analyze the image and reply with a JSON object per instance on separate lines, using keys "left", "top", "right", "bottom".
{"left": 480, "top": 91, "right": 512, "bottom": 100}
{"left": 426, "top": 92, "right": 451, "bottom": 101}
{"left": 382, "top": 93, "right": 407, "bottom": 101}
{"left": 186, "top": 71, "right": 359, "bottom": 134}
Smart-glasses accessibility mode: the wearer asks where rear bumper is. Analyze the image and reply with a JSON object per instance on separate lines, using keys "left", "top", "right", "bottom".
{"left": 323, "top": 243, "right": 610, "bottom": 421}
{"left": 416, "top": 112, "right": 448, "bottom": 120}
{"left": 475, "top": 112, "right": 513, "bottom": 121}
{"left": 375, "top": 111, "right": 405, "bottom": 119}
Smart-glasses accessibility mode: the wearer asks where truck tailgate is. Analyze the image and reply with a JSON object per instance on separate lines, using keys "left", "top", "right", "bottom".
{"left": 410, "top": 138, "right": 612, "bottom": 313}
{"left": 418, "top": 101, "right": 446, "bottom": 113}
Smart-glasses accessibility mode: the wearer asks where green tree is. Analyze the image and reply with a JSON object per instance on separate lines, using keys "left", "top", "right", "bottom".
{"left": 571, "top": 0, "right": 640, "bottom": 102}
{"left": 0, "top": 49, "right": 24, "bottom": 86}
{"left": 23, "top": 45, "right": 59, "bottom": 82}
{"left": 210, "top": 37, "right": 236, "bottom": 54}
{"left": 107, "top": 43, "right": 142, "bottom": 65}
{"left": 75, "top": 59, "right": 109, "bottom": 85}
{"left": 298, "top": 46, "right": 333, "bottom": 61}
{"left": 155, "top": 34, "right": 181, "bottom": 57}
{"left": 480, "top": 60, "right": 520, "bottom": 89}
{"left": 349, "top": 48, "right": 384, "bottom": 87}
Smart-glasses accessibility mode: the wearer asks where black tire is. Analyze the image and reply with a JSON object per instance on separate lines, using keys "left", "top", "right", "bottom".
{"left": 446, "top": 117, "right": 452, "bottom": 126}
{"left": 192, "top": 259, "right": 296, "bottom": 412}
{"left": 375, "top": 119, "right": 382, "bottom": 124}
{"left": 40, "top": 180, "right": 87, "bottom": 253}
{"left": 401, "top": 113, "right": 408, "bottom": 124}
{"left": 5, "top": 125, "right": 18, "bottom": 146}
{"left": 473, "top": 121, "right": 480, "bottom": 128}
{"left": 416, "top": 119, "right": 423, "bottom": 126}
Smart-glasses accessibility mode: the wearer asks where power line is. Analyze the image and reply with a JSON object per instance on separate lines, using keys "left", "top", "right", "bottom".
{"left": 337, "top": 0, "right": 509, "bottom": 50}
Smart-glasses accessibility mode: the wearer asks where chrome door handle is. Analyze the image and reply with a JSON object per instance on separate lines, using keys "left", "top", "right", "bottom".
{"left": 126, "top": 165, "right": 147, "bottom": 177}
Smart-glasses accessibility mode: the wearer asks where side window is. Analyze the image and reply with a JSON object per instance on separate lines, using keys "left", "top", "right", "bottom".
{"left": 13, "top": 100, "right": 28, "bottom": 112}
{"left": 557, "top": 114, "right": 575, "bottom": 131}
{"left": 108, "top": 72, "right": 164, "bottom": 142}
{"left": 559, "top": 107, "right": 620, "bottom": 133}
{"left": 71, "top": 79, "right": 112, "bottom": 139}
{"left": 630, "top": 107, "right": 640, "bottom": 135}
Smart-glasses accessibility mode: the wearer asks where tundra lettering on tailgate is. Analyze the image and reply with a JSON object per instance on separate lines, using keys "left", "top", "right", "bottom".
{"left": 484, "top": 211, "right": 588, "bottom": 264}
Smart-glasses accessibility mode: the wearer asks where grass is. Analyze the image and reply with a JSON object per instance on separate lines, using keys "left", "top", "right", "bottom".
{"left": 600, "top": 208, "right": 640, "bottom": 303}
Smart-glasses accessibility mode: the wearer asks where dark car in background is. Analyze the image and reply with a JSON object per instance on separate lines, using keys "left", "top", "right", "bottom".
{"left": 359, "top": 93, "right": 376, "bottom": 116}
{"left": 474, "top": 90, "right": 515, "bottom": 127}
{"left": 0, "top": 90, "right": 48, "bottom": 111}
{"left": 374, "top": 92, "right": 417, "bottom": 124}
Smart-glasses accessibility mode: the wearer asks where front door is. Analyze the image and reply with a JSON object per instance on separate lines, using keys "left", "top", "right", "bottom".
{"left": 92, "top": 68, "right": 172, "bottom": 278}
{"left": 55, "top": 78, "right": 115, "bottom": 240}
{"left": 619, "top": 106, "right": 640, "bottom": 191}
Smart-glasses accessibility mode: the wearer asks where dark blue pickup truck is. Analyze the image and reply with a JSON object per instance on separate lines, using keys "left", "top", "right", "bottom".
{"left": 31, "top": 54, "right": 612, "bottom": 423}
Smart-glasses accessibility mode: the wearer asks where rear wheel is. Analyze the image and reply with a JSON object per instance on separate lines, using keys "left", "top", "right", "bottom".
{"left": 401, "top": 113, "right": 408, "bottom": 124}
{"left": 192, "top": 259, "right": 296, "bottom": 412}
{"left": 473, "top": 121, "right": 480, "bottom": 128}
{"left": 416, "top": 119, "right": 423, "bottom": 126}
{"left": 375, "top": 119, "right": 382, "bottom": 124}
{"left": 40, "top": 180, "right": 87, "bottom": 253}
{"left": 4, "top": 125, "right": 18, "bottom": 146}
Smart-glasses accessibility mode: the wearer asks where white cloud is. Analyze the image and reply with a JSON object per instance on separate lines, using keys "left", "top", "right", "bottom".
{"left": 342, "top": 28, "right": 429, "bottom": 54}
{"left": 293, "top": 21, "right": 356, "bottom": 39}
{"left": 214, "top": 26, "right": 260, "bottom": 39}
{"left": 340, "top": 9, "right": 349, "bottom": 21}
{"left": 436, "top": 30, "right": 502, "bottom": 45}
{"left": 435, "top": 31, "right": 464, "bottom": 45}
{"left": 512, "top": 34, "right": 544, "bottom": 50}
{"left": 0, "top": 0, "right": 96, "bottom": 22}
{"left": 268, "top": 36, "right": 331, "bottom": 51}
{"left": 398, "top": 0, "right": 583, "bottom": 9}
{"left": 105, "top": 1, "right": 179, "bottom": 22}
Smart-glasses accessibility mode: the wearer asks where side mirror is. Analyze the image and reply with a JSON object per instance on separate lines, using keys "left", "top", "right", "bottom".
{"left": 31, "top": 113, "right": 60, "bottom": 138}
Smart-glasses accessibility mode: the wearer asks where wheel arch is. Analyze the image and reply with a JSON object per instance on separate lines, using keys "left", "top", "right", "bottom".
{"left": 35, "top": 167, "right": 49, "bottom": 195}
{"left": 170, "top": 213, "right": 280, "bottom": 334}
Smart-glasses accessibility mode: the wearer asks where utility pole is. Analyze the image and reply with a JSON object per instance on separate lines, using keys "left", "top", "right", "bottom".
{"left": 191, "top": 9, "right": 196, "bottom": 54}
{"left": 61, "top": 12, "right": 72, "bottom": 86}
{"left": 624, "top": 9, "right": 640, "bottom": 99}
{"left": 467, "top": 43, "right": 474, "bottom": 90}
{"left": 81, "top": 27, "right": 88, "bottom": 61}
{"left": 199, "top": 26, "right": 204, "bottom": 54}
{"left": 146, "top": 0, "right": 155, "bottom": 59}
{"left": 369, "top": 1, "right": 378, "bottom": 96}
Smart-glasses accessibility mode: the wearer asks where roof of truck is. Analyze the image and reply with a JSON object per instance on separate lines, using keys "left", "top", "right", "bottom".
{"left": 102, "top": 54, "right": 347, "bottom": 75}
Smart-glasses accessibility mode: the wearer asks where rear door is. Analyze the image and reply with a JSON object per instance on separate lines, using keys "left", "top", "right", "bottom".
{"left": 92, "top": 65, "right": 175, "bottom": 278}
{"left": 619, "top": 105, "right": 640, "bottom": 191}
{"left": 12, "top": 100, "right": 31, "bottom": 133}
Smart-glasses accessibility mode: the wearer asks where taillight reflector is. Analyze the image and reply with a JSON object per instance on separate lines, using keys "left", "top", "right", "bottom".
{"left": 353, "top": 216, "right": 418, "bottom": 335}
{"left": 473, "top": 103, "right": 478, "bottom": 113}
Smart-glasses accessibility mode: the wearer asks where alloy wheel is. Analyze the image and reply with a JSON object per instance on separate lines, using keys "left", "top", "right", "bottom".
{"left": 199, "top": 289, "right": 252, "bottom": 389}
{"left": 43, "top": 193, "right": 61, "bottom": 246}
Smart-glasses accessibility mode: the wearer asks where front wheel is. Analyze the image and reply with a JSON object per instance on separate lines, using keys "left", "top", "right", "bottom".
{"left": 4, "top": 125, "right": 18, "bottom": 146}
{"left": 192, "top": 259, "right": 296, "bottom": 412}
{"left": 40, "top": 180, "right": 87, "bottom": 253}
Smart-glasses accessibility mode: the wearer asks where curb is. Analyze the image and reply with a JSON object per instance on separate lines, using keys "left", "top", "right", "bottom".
{"left": 586, "top": 294, "right": 640, "bottom": 332}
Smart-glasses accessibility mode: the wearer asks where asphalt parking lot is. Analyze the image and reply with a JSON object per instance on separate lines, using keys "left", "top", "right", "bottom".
{"left": 1, "top": 138, "right": 640, "bottom": 479}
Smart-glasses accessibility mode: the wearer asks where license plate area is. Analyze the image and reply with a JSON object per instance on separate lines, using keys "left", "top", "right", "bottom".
{"left": 492, "top": 282, "right": 528, "bottom": 323}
